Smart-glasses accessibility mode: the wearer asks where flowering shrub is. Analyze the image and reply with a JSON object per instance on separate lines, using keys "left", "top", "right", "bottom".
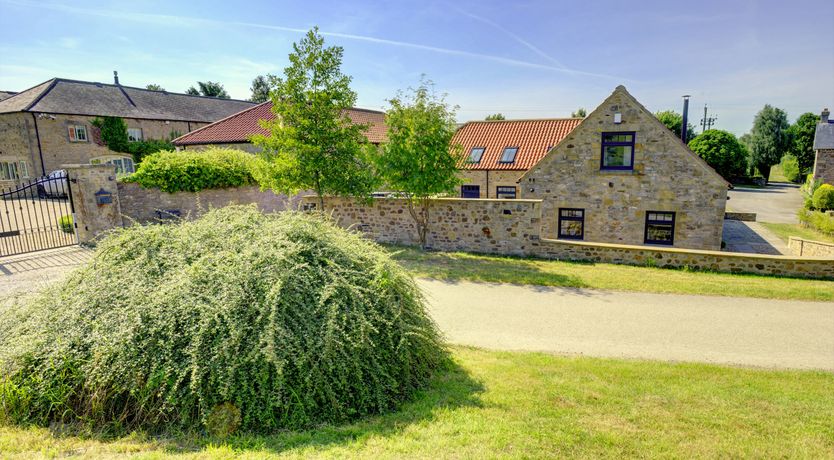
{"left": 121, "top": 148, "right": 258, "bottom": 193}
{"left": 0, "top": 206, "right": 446, "bottom": 433}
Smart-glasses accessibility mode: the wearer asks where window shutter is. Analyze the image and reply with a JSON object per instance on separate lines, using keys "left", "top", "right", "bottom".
{"left": 68, "top": 126, "right": 76, "bottom": 141}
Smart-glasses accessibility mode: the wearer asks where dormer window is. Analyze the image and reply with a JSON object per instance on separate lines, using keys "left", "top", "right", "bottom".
{"left": 600, "top": 132, "right": 635, "bottom": 170}
{"left": 499, "top": 146, "right": 518, "bottom": 163}
{"left": 468, "top": 147, "right": 485, "bottom": 163}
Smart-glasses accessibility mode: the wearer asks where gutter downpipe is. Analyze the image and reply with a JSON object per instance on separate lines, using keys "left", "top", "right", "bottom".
{"left": 31, "top": 113, "right": 46, "bottom": 176}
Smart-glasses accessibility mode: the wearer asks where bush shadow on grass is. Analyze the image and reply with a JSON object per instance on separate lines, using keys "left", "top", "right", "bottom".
{"left": 386, "top": 244, "right": 590, "bottom": 289}
{"left": 150, "top": 356, "right": 484, "bottom": 456}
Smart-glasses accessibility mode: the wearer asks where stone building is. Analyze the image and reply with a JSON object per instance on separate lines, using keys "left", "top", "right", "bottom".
{"left": 812, "top": 108, "right": 834, "bottom": 186}
{"left": 172, "top": 101, "right": 388, "bottom": 150}
{"left": 519, "top": 86, "right": 729, "bottom": 250}
{"left": 0, "top": 76, "right": 255, "bottom": 187}
{"left": 453, "top": 118, "right": 582, "bottom": 198}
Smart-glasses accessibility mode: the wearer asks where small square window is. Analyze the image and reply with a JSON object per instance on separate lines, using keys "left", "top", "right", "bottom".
{"left": 461, "top": 185, "right": 480, "bottom": 198}
{"left": 645, "top": 211, "right": 675, "bottom": 245}
{"left": 496, "top": 186, "right": 516, "bottom": 199}
{"left": 128, "top": 128, "right": 143, "bottom": 142}
{"left": 558, "top": 208, "right": 584, "bottom": 240}
{"left": 600, "top": 132, "right": 635, "bottom": 170}
{"left": 68, "top": 125, "right": 88, "bottom": 142}
{"left": 468, "top": 147, "right": 485, "bottom": 163}
{"left": 499, "top": 147, "right": 518, "bottom": 163}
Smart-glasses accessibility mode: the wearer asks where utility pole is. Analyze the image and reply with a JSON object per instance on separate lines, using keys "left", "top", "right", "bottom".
{"left": 681, "top": 95, "right": 691, "bottom": 142}
{"left": 700, "top": 104, "right": 717, "bottom": 131}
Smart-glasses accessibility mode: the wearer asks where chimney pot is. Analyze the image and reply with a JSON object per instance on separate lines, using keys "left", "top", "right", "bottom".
{"left": 113, "top": 71, "right": 120, "bottom": 85}
{"left": 822, "top": 108, "right": 830, "bottom": 123}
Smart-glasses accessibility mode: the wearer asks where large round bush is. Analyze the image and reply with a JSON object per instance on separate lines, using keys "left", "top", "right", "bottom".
{"left": 812, "top": 183, "right": 834, "bottom": 211}
{"left": 687, "top": 129, "right": 748, "bottom": 181}
{"left": 0, "top": 206, "right": 446, "bottom": 433}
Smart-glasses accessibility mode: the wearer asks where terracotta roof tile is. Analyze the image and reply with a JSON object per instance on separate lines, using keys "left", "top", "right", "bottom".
{"left": 453, "top": 118, "right": 583, "bottom": 170}
{"left": 173, "top": 101, "right": 387, "bottom": 145}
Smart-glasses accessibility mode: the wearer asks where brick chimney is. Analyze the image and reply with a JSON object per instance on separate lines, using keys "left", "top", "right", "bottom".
{"left": 113, "top": 70, "right": 120, "bottom": 86}
{"left": 822, "top": 108, "right": 830, "bottom": 124}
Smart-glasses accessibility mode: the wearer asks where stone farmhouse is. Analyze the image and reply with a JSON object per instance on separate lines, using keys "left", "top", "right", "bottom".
{"left": 812, "top": 108, "right": 834, "bottom": 186}
{"left": 0, "top": 75, "right": 254, "bottom": 187}
{"left": 518, "top": 86, "right": 729, "bottom": 250}
{"left": 453, "top": 117, "right": 582, "bottom": 198}
{"left": 172, "top": 101, "right": 388, "bottom": 150}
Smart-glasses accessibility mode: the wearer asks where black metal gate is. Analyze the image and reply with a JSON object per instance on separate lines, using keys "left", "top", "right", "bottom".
{"left": 0, "top": 174, "right": 77, "bottom": 257}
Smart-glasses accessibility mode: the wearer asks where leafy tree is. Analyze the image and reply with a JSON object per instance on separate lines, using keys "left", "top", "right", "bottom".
{"left": 376, "top": 79, "right": 462, "bottom": 248}
{"left": 145, "top": 83, "right": 165, "bottom": 91}
{"left": 749, "top": 105, "right": 792, "bottom": 179}
{"left": 485, "top": 113, "right": 505, "bottom": 120}
{"left": 249, "top": 75, "right": 270, "bottom": 103}
{"left": 571, "top": 107, "right": 587, "bottom": 118}
{"left": 779, "top": 154, "right": 801, "bottom": 183}
{"left": 251, "top": 27, "right": 378, "bottom": 210}
{"left": 788, "top": 112, "right": 819, "bottom": 173}
{"left": 185, "top": 81, "right": 230, "bottom": 99}
{"left": 91, "top": 116, "right": 129, "bottom": 152}
{"left": 687, "top": 130, "right": 748, "bottom": 180}
{"left": 655, "top": 110, "right": 696, "bottom": 143}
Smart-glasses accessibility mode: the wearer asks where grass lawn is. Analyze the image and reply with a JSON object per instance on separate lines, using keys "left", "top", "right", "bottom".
{"left": 761, "top": 222, "right": 834, "bottom": 244}
{"left": 1, "top": 347, "right": 832, "bottom": 459}
{"left": 387, "top": 245, "right": 834, "bottom": 302}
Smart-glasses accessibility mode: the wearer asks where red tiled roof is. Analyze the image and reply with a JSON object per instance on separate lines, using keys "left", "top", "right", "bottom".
{"left": 453, "top": 118, "right": 583, "bottom": 170}
{"left": 172, "top": 101, "right": 387, "bottom": 145}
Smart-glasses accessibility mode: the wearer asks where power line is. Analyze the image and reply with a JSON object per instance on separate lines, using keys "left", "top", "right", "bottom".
{"left": 700, "top": 104, "right": 717, "bottom": 131}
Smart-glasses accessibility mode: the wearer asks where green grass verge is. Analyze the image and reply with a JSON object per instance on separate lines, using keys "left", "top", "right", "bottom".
{"left": 387, "top": 245, "right": 833, "bottom": 302}
{"left": 1, "top": 347, "right": 832, "bottom": 458}
{"left": 760, "top": 222, "right": 834, "bottom": 244}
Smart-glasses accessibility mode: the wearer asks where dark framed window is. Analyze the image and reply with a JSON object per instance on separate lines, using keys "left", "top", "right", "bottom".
{"left": 644, "top": 211, "right": 675, "bottom": 245}
{"left": 499, "top": 146, "right": 518, "bottom": 163}
{"left": 496, "top": 186, "right": 516, "bottom": 199}
{"left": 461, "top": 185, "right": 480, "bottom": 198}
{"left": 600, "top": 132, "right": 635, "bottom": 170}
{"left": 558, "top": 208, "right": 584, "bottom": 240}
{"left": 468, "top": 147, "right": 485, "bottom": 163}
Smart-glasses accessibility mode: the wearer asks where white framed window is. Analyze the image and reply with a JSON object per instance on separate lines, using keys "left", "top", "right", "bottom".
{"left": 0, "top": 161, "right": 21, "bottom": 180}
{"left": 18, "top": 161, "right": 29, "bottom": 179}
{"left": 127, "top": 128, "right": 143, "bottom": 142}
{"left": 68, "top": 125, "right": 88, "bottom": 142}
{"left": 91, "top": 155, "right": 135, "bottom": 174}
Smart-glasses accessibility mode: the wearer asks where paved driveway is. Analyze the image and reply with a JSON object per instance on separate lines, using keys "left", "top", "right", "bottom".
{"left": 419, "top": 279, "right": 834, "bottom": 371}
{"left": 727, "top": 183, "right": 803, "bottom": 223}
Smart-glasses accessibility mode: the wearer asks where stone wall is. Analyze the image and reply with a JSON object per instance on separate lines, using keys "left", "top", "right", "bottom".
{"left": 64, "top": 164, "right": 123, "bottom": 243}
{"left": 724, "top": 212, "right": 756, "bottom": 222}
{"left": 788, "top": 236, "right": 834, "bottom": 258}
{"left": 0, "top": 113, "right": 39, "bottom": 181}
{"left": 313, "top": 195, "right": 833, "bottom": 279}
{"left": 314, "top": 196, "right": 542, "bottom": 255}
{"left": 813, "top": 148, "right": 834, "bottom": 186}
{"left": 118, "top": 182, "right": 304, "bottom": 224}
{"left": 518, "top": 86, "right": 728, "bottom": 250}
{"left": 457, "top": 169, "right": 525, "bottom": 198}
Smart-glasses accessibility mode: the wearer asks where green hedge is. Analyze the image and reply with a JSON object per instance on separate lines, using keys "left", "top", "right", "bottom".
{"left": 799, "top": 208, "right": 834, "bottom": 236}
{"left": 811, "top": 184, "right": 834, "bottom": 211}
{"left": 121, "top": 148, "right": 258, "bottom": 193}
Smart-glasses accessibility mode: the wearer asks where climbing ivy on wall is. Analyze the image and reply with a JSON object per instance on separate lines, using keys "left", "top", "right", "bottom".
{"left": 90, "top": 116, "right": 176, "bottom": 164}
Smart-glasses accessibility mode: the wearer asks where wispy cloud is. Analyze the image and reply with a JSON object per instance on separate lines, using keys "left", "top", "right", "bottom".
{"left": 1, "top": 0, "right": 629, "bottom": 81}
{"left": 58, "top": 37, "right": 80, "bottom": 49}
{"left": 451, "top": 6, "right": 566, "bottom": 69}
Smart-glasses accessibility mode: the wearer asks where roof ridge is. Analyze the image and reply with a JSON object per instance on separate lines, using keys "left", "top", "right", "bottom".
{"left": 0, "top": 78, "right": 56, "bottom": 105}
{"left": 51, "top": 77, "right": 256, "bottom": 104}
{"left": 465, "top": 117, "right": 584, "bottom": 124}
{"left": 23, "top": 79, "right": 60, "bottom": 111}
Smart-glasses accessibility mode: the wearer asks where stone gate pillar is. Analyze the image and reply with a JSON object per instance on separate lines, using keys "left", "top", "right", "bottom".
{"left": 63, "top": 164, "right": 123, "bottom": 244}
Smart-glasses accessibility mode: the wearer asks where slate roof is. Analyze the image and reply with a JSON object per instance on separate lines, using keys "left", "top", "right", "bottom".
{"left": 453, "top": 118, "right": 583, "bottom": 170}
{"left": 172, "top": 101, "right": 388, "bottom": 145}
{"left": 0, "top": 78, "right": 255, "bottom": 123}
{"left": 0, "top": 91, "right": 17, "bottom": 102}
{"left": 813, "top": 121, "right": 834, "bottom": 150}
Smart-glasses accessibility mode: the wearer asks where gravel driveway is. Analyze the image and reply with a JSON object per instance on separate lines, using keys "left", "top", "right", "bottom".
{"left": 727, "top": 183, "right": 803, "bottom": 223}
{"left": 419, "top": 279, "right": 834, "bottom": 371}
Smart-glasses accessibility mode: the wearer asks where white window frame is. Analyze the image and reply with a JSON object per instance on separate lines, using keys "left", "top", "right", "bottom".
{"left": 68, "top": 125, "right": 88, "bottom": 142}
{"left": 18, "top": 161, "right": 29, "bottom": 179}
{"left": 127, "top": 127, "right": 144, "bottom": 142}
{"left": 91, "top": 155, "right": 135, "bottom": 175}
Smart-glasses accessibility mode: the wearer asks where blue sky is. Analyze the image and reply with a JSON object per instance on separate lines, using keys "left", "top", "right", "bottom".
{"left": 1, "top": 0, "right": 832, "bottom": 134}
